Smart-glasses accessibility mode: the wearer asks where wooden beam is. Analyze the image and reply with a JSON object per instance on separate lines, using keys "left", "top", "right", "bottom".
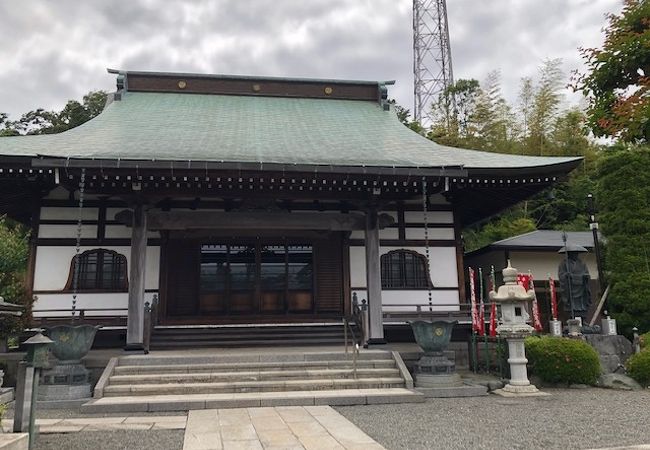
{"left": 115, "top": 210, "right": 395, "bottom": 231}
{"left": 125, "top": 204, "right": 147, "bottom": 350}
{"left": 365, "top": 208, "right": 386, "bottom": 344}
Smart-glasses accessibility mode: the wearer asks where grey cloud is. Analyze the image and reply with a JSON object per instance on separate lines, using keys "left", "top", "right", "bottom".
{"left": 0, "top": 0, "right": 622, "bottom": 120}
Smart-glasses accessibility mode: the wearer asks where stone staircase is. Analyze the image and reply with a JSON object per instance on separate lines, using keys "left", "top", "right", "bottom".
{"left": 83, "top": 350, "right": 423, "bottom": 413}
{"left": 150, "top": 324, "right": 350, "bottom": 349}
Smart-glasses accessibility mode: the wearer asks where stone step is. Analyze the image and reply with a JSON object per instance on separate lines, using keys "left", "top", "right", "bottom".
{"left": 108, "top": 368, "right": 401, "bottom": 385}
{"left": 116, "top": 351, "right": 393, "bottom": 366}
{"left": 113, "top": 359, "right": 396, "bottom": 375}
{"left": 102, "top": 377, "right": 406, "bottom": 396}
{"left": 149, "top": 338, "right": 346, "bottom": 349}
{"left": 82, "top": 388, "right": 424, "bottom": 413}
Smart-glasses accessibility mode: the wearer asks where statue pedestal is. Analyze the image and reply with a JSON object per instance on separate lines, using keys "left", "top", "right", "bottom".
{"left": 38, "top": 363, "right": 91, "bottom": 401}
{"left": 413, "top": 351, "right": 488, "bottom": 397}
{"left": 493, "top": 336, "right": 548, "bottom": 397}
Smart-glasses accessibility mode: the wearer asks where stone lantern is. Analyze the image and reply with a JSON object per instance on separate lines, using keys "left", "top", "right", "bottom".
{"left": 489, "top": 261, "right": 543, "bottom": 396}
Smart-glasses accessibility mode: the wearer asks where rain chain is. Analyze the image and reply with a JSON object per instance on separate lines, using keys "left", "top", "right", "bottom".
{"left": 71, "top": 168, "right": 86, "bottom": 320}
{"left": 422, "top": 177, "right": 433, "bottom": 310}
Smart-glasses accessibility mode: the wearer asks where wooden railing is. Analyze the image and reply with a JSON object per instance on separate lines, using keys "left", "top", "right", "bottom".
{"left": 32, "top": 308, "right": 129, "bottom": 327}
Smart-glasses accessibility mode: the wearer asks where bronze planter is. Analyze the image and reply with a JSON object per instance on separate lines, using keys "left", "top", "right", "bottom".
{"left": 409, "top": 320, "right": 457, "bottom": 354}
{"left": 44, "top": 324, "right": 100, "bottom": 364}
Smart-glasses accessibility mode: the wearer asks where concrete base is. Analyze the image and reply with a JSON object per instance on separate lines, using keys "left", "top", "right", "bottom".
{"left": 492, "top": 384, "right": 550, "bottom": 397}
{"left": 0, "top": 387, "right": 14, "bottom": 404}
{"left": 0, "top": 433, "right": 28, "bottom": 450}
{"left": 415, "top": 373, "right": 462, "bottom": 388}
{"left": 416, "top": 382, "right": 488, "bottom": 398}
{"left": 37, "top": 383, "right": 91, "bottom": 401}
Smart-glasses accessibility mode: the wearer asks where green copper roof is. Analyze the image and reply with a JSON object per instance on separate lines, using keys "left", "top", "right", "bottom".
{"left": 0, "top": 91, "right": 581, "bottom": 172}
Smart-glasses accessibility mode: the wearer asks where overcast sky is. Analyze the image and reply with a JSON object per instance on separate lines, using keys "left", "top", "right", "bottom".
{"left": 0, "top": 0, "right": 622, "bottom": 120}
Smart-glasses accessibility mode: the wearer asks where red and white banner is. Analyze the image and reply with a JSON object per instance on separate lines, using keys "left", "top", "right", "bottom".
{"left": 469, "top": 267, "right": 479, "bottom": 333}
{"left": 478, "top": 293, "right": 486, "bottom": 336}
{"left": 516, "top": 273, "right": 531, "bottom": 290}
{"left": 521, "top": 272, "right": 543, "bottom": 332}
{"left": 488, "top": 301, "right": 497, "bottom": 337}
{"left": 549, "top": 276, "right": 559, "bottom": 321}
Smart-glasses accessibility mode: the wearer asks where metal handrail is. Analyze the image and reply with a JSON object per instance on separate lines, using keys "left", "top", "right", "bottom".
{"left": 342, "top": 317, "right": 359, "bottom": 379}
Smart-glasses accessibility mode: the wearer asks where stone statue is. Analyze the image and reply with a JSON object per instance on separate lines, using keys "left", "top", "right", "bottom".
{"left": 558, "top": 244, "right": 592, "bottom": 318}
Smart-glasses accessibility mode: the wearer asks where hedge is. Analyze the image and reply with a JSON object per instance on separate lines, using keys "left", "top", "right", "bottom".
{"left": 626, "top": 350, "right": 650, "bottom": 387}
{"left": 525, "top": 336, "right": 601, "bottom": 385}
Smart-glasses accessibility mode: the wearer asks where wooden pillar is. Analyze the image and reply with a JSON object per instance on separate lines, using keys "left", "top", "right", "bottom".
{"left": 126, "top": 204, "right": 147, "bottom": 350}
{"left": 365, "top": 208, "right": 385, "bottom": 344}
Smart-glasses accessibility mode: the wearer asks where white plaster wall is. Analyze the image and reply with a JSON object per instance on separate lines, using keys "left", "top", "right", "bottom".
{"left": 511, "top": 251, "right": 599, "bottom": 280}
{"left": 378, "top": 228, "right": 399, "bottom": 239}
{"left": 104, "top": 225, "right": 160, "bottom": 239}
{"left": 351, "top": 289, "right": 460, "bottom": 312}
{"left": 349, "top": 230, "right": 364, "bottom": 239}
{"left": 33, "top": 245, "right": 161, "bottom": 291}
{"left": 405, "top": 227, "right": 455, "bottom": 240}
{"left": 404, "top": 211, "right": 454, "bottom": 223}
{"left": 349, "top": 246, "right": 458, "bottom": 288}
{"left": 40, "top": 207, "right": 99, "bottom": 220}
{"left": 32, "top": 292, "right": 158, "bottom": 317}
{"left": 38, "top": 224, "right": 98, "bottom": 239}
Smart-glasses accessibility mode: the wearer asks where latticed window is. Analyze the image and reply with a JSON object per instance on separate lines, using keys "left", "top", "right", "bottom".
{"left": 380, "top": 250, "right": 432, "bottom": 289}
{"left": 65, "top": 249, "right": 128, "bottom": 291}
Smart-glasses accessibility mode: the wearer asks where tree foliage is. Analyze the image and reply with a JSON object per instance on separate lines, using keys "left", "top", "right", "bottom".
{"left": 0, "top": 217, "right": 31, "bottom": 338}
{"left": 1, "top": 91, "right": 107, "bottom": 135}
{"left": 574, "top": 0, "right": 650, "bottom": 142}
{"left": 596, "top": 146, "right": 650, "bottom": 335}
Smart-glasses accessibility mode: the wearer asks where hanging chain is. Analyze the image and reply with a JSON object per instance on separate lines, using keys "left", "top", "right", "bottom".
{"left": 422, "top": 177, "right": 432, "bottom": 310}
{"left": 71, "top": 168, "right": 86, "bottom": 320}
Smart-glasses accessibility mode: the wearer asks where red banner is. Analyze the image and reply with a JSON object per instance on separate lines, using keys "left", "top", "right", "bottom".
{"left": 489, "top": 301, "right": 497, "bottom": 337}
{"left": 469, "top": 267, "right": 479, "bottom": 333}
{"left": 549, "top": 276, "right": 558, "bottom": 320}
{"left": 526, "top": 273, "right": 544, "bottom": 332}
{"left": 516, "top": 273, "right": 531, "bottom": 290}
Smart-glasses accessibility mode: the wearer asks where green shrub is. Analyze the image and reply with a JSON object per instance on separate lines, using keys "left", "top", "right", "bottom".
{"left": 525, "top": 336, "right": 601, "bottom": 385}
{"left": 626, "top": 350, "right": 650, "bottom": 387}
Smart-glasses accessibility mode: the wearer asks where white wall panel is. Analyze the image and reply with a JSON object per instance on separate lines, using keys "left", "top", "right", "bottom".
{"left": 32, "top": 292, "right": 158, "bottom": 317}
{"left": 381, "top": 290, "right": 460, "bottom": 311}
{"left": 38, "top": 225, "right": 98, "bottom": 239}
{"left": 405, "top": 227, "right": 455, "bottom": 240}
{"left": 40, "top": 207, "right": 99, "bottom": 221}
{"left": 349, "top": 246, "right": 459, "bottom": 289}
{"left": 351, "top": 289, "right": 459, "bottom": 312}
{"left": 33, "top": 245, "right": 161, "bottom": 291}
{"left": 379, "top": 228, "right": 399, "bottom": 239}
{"left": 349, "top": 246, "right": 367, "bottom": 287}
{"left": 381, "top": 246, "right": 458, "bottom": 288}
{"left": 404, "top": 211, "right": 454, "bottom": 224}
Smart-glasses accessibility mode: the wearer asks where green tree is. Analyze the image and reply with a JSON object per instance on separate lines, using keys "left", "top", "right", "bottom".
{"left": 596, "top": 147, "right": 650, "bottom": 335}
{"left": 0, "top": 217, "right": 31, "bottom": 338}
{"left": 527, "top": 59, "right": 564, "bottom": 155}
{"left": 4, "top": 90, "right": 107, "bottom": 135}
{"left": 463, "top": 212, "right": 537, "bottom": 252}
{"left": 574, "top": 0, "right": 650, "bottom": 142}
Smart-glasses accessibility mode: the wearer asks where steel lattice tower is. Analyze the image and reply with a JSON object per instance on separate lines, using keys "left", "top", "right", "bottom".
{"left": 413, "top": 0, "right": 454, "bottom": 125}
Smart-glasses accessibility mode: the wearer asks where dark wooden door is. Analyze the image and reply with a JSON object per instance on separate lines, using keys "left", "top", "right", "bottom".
{"left": 165, "top": 239, "right": 200, "bottom": 316}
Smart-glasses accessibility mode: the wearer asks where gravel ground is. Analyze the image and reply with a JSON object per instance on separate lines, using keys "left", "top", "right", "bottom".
{"left": 33, "top": 430, "right": 184, "bottom": 450}
{"left": 336, "top": 388, "right": 650, "bottom": 450}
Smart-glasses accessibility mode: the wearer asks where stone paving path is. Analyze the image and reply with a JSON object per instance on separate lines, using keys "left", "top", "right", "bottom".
{"left": 2, "top": 415, "right": 187, "bottom": 433}
{"left": 183, "top": 406, "right": 385, "bottom": 450}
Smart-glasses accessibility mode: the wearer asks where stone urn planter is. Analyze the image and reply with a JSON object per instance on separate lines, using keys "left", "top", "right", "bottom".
{"left": 44, "top": 324, "right": 99, "bottom": 364}
{"left": 38, "top": 324, "right": 100, "bottom": 400}
{"left": 409, "top": 320, "right": 459, "bottom": 388}
{"left": 410, "top": 320, "right": 457, "bottom": 354}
